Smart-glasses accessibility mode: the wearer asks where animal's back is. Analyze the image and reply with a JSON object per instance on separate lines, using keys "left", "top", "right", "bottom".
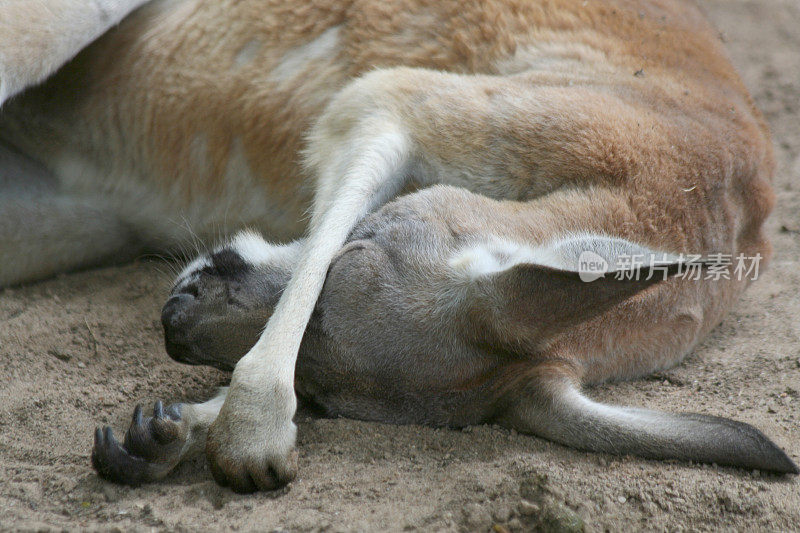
{"left": 0, "top": 0, "right": 773, "bottom": 253}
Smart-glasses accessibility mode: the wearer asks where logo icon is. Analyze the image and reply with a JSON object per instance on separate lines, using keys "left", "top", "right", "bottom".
{"left": 577, "top": 251, "right": 609, "bottom": 282}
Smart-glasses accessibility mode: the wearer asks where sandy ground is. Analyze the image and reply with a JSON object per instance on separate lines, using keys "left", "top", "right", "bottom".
{"left": 1, "top": 1, "right": 799, "bottom": 531}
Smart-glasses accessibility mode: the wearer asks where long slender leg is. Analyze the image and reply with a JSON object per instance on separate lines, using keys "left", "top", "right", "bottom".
{"left": 0, "top": 0, "right": 150, "bottom": 105}
{"left": 206, "top": 97, "right": 413, "bottom": 492}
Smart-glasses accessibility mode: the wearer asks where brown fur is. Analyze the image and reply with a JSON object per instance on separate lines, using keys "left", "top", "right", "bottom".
{"left": 1, "top": 0, "right": 793, "bottom": 491}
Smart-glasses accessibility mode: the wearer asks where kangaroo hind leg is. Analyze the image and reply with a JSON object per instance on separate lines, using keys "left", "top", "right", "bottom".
{"left": 0, "top": 142, "right": 143, "bottom": 287}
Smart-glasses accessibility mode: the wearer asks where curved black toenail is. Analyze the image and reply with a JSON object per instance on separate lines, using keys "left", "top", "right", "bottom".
{"left": 133, "top": 404, "right": 143, "bottom": 426}
{"left": 153, "top": 400, "right": 164, "bottom": 419}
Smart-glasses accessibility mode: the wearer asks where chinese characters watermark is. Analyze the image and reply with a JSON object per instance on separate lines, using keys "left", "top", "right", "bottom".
{"left": 577, "top": 251, "right": 763, "bottom": 282}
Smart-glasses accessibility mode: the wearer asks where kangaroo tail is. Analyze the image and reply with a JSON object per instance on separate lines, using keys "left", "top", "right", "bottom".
{"left": 515, "top": 377, "right": 798, "bottom": 474}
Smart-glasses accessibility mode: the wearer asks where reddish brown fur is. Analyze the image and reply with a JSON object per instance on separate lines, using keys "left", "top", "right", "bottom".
{"left": 3, "top": 0, "right": 773, "bottom": 243}
{"left": 1, "top": 0, "right": 784, "bottom": 485}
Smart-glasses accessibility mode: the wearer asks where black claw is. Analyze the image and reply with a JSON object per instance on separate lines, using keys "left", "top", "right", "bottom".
{"left": 209, "top": 459, "right": 229, "bottom": 488}
{"left": 92, "top": 402, "right": 187, "bottom": 486}
{"left": 231, "top": 472, "right": 257, "bottom": 494}
{"left": 133, "top": 404, "right": 143, "bottom": 426}
{"left": 91, "top": 424, "right": 175, "bottom": 486}
{"left": 103, "top": 425, "right": 116, "bottom": 446}
{"left": 153, "top": 400, "right": 164, "bottom": 419}
{"left": 92, "top": 426, "right": 153, "bottom": 486}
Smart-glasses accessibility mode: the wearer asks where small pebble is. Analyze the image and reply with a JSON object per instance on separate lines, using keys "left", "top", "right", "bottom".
{"left": 48, "top": 348, "right": 72, "bottom": 362}
{"left": 101, "top": 485, "right": 119, "bottom": 502}
{"left": 507, "top": 519, "right": 523, "bottom": 530}
{"left": 518, "top": 500, "right": 540, "bottom": 516}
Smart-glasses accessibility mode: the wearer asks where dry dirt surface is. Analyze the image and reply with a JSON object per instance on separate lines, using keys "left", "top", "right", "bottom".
{"left": 1, "top": 1, "right": 799, "bottom": 531}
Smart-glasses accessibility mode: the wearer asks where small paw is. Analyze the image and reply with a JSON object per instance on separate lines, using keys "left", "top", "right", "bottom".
{"left": 92, "top": 401, "right": 187, "bottom": 486}
{"left": 204, "top": 386, "right": 298, "bottom": 493}
{"left": 206, "top": 435, "right": 298, "bottom": 494}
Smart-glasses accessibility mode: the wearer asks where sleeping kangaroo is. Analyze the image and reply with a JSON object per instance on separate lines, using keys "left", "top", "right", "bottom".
{"left": 0, "top": 0, "right": 796, "bottom": 493}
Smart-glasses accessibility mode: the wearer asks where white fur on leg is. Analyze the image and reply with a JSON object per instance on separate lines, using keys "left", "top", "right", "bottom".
{"left": 227, "top": 230, "right": 303, "bottom": 270}
{"left": 175, "top": 388, "right": 228, "bottom": 460}
{"left": 191, "top": 388, "right": 228, "bottom": 425}
{"left": 206, "top": 113, "right": 412, "bottom": 487}
{"left": 235, "top": 119, "right": 410, "bottom": 387}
